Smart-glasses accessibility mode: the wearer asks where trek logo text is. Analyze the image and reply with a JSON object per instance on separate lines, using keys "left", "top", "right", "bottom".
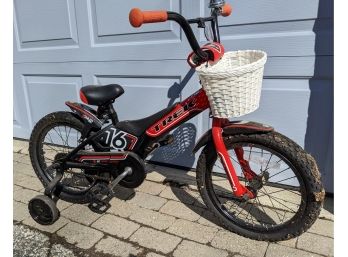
{"left": 154, "top": 99, "right": 196, "bottom": 132}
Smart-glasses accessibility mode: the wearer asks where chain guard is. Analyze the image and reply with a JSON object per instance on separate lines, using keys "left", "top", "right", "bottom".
{"left": 113, "top": 153, "right": 146, "bottom": 188}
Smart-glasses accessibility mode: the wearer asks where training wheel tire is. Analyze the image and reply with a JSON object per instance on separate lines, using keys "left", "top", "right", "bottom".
{"left": 28, "top": 195, "right": 60, "bottom": 225}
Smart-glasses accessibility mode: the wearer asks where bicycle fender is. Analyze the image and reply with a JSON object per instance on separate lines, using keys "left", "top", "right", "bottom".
{"left": 192, "top": 121, "right": 273, "bottom": 154}
{"left": 65, "top": 101, "right": 103, "bottom": 129}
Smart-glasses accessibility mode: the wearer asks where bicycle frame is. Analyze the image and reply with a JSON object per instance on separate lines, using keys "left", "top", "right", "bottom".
{"left": 65, "top": 84, "right": 266, "bottom": 199}
{"left": 145, "top": 89, "right": 210, "bottom": 137}
{"left": 60, "top": 4, "right": 262, "bottom": 200}
{"left": 65, "top": 88, "right": 210, "bottom": 159}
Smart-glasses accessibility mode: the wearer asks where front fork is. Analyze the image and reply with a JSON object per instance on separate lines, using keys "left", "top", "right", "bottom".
{"left": 211, "top": 118, "right": 256, "bottom": 199}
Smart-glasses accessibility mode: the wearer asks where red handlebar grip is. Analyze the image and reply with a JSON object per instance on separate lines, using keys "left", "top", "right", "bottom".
{"left": 129, "top": 8, "right": 168, "bottom": 28}
{"left": 221, "top": 3, "right": 232, "bottom": 17}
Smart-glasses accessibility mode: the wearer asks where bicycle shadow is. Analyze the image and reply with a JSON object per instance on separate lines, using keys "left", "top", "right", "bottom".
{"left": 304, "top": 0, "right": 333, "bottom": 197}
{"left": 167, "top": 68, "right": 195, "bottom": 108}
{"left": 160, "top": 177, "right": 278, "bottom": 228}
{"left": 145, "top": 159, "right": 279, "bottom": 227}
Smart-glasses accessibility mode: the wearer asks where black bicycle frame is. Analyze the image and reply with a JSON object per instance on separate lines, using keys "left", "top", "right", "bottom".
{"left": 62, "top": 87, "right": 210, "bottom": 167}
{"left": 58, "top": 11, "right": 222, "bottom": 166}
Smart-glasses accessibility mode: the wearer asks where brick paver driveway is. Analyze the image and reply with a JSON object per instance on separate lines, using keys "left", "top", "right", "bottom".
{"left": 13, "top": 140, "right": 334, "bottom": 257}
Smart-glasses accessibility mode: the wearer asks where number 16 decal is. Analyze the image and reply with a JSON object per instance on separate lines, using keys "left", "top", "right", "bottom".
{"left": 103, "top": 127, "right": 138, "bottom": 151}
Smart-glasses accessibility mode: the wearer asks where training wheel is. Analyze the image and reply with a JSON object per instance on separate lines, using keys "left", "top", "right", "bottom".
{"left": 28, "top": 195, "right": 60, "bottom": 225}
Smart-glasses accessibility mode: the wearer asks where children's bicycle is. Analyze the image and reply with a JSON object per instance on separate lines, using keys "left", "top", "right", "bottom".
{"left": 27, "top": 0, "right": 325, "bottom": 241}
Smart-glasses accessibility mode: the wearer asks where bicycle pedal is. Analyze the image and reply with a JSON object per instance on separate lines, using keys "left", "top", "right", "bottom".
{"left": 88, "top": 199, "right": 111, "bottom": 214}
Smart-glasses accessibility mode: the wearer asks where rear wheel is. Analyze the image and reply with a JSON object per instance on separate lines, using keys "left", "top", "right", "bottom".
{"left": 196, "top": 132, "right": 324, "bottom": 241}
{"left": 29, "top": 112, "right": 95, "bottom": 203}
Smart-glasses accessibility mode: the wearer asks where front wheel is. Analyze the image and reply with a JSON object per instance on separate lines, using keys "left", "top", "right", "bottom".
{"left": 196, "top": 131, "right": 325, "bottom": 241}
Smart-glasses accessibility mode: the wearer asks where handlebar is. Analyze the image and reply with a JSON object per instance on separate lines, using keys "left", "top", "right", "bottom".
{"left": 129, "top": 2, "right": 232, "bottom": 60}
{"left": 221, "top": 3, "right": 232, "bottom": 17}
{"left": 129, "top": 8, "right": 168, "bottom": 28}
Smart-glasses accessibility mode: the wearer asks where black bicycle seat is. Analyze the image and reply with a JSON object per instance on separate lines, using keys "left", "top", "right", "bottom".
{"left": 80, "top": 84, "right": 124, "bottom": 106}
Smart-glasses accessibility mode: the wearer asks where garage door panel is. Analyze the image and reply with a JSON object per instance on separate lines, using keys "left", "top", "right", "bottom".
{"left": 91, "top": 0, "right": 181, "bottom": 39}
{"left": 242, "top": 79, "right": 311, "bottom": 146}
{"left": 264, "top": 56, "right": 332, "bottom": 78}
{"left": 14, "top": 0, "right": 188, "bottom": 62}
{"left": 86, "top": 0, "right": 185, "bottom": 58}
{"left": 13, "top": 88, "right": 21, "bottom": 131}
{"left": 14, "top": 0, "right": 78, "bottom": 49}
{"left": 95, "top": 76, "right": 181, "bottom": 121}
{"left": 204, "top": 0, "right": 331, "bottom": 24}
{"left": 22, "top": 75, "right": 82, "bottom": 127}
{"left": 213, "top": 19, "right": 333, "bottom": 57}
{"left": 201, "top": 0, "right": 332, "bottom": 57}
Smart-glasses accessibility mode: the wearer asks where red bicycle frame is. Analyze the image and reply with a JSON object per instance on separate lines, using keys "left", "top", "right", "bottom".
{"left": 144, "top": 88, "right": 256, "bottom": 199}
{"left": 212, "top": 118, "right": 256, "bottom": 198}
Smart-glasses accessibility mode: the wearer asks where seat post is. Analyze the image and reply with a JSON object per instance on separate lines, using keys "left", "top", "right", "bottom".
{"left": 97, "top": 102, "right": 119, "bottom": 125}
{"left": 108, "top": 103, "right": 119, "bottom": 125}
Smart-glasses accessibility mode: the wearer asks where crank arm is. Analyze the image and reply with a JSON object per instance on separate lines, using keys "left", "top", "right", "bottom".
{"left": 109, "top": 167, "right": 133, "bottom": 195}
{"left": 212, "top": 118, "right": 255, "bottom": 199}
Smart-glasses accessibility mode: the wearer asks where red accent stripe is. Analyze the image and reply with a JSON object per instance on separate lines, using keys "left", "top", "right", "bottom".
{"left": 80, "top": 90, "right": 89, "bottom": 104}
{"left": 78, "top": 154, "right": 128, "bottom": 162}
{"left": 125, "top": 134, "right": 138, "bottom": 150}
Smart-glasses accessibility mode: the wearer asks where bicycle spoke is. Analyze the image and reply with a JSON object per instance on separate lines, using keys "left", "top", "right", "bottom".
{"left": 214, "top": 163, "right": 225, "bottom": 171}
{"left": 272, "top": 175, "right": 297, "bottom": 184}
{"left": 61, "top": 126, "right": 69, "bottom": 147}
{"left": 258, "top": 188, "right": 301, "bottom": 197}
{"left": 43, "top": 143, "right": 60, "bottom": 153}
{"left": 230, "top": 155, "right": 243, "bottom": 169}
{"left": 46, "top": 132, "right": 54, "bottom": 145}
{"left": 246, "top": 150, "right": 272, "bottom": 155}
{"left": 211, "top": 141, "right": 303, "bottom": 231}
{"left": 255, "top": 197, "right": 276, "bottom": 226}
{"left": 248, "top": 146, "right": 253, "bottom": 161}
{"left": 263, "top": 194, "right": 300, "bottom": 207}
{"left": 268, "top": 167, "right": 290, "bottom": 179}
{"left": 261, "top": 188, "right": 297, "bottom": 213}
{"left": 244, "top": 198, "right": 256, "bottom": 225}
{"left": 263, "top": 153, "right": 273, "bottom": 172}
{"left": 261, "top": 149, "right": 263, "bottom": 170}
{"left": 53, "top": 128, "right": 66, "bottom": 148}
{"left": 260, "top": 187, "right": 284, "bottom": 222}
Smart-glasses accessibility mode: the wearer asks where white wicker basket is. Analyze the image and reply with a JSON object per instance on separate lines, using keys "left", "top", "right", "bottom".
{"left": 196, "top": 50, "right": 267, "bottom": 118}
